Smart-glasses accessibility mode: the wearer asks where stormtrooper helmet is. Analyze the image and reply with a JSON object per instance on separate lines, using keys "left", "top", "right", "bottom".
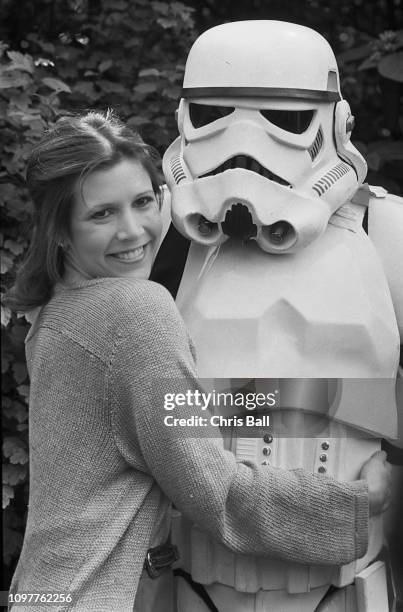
{"left": 163, "top": 21, "right": 367, "bottom": 253}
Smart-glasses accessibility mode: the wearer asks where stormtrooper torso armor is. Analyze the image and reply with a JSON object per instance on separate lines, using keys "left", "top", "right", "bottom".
{"left": 172, "top": 193, "right": 400, "bottom": 599}
{"left": 163, "top": 20, "right": 402, "bottom": 611}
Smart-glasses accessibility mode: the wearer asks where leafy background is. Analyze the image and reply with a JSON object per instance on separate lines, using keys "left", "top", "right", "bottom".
{"left": 1, "top": 0, "right": 402, "bottom": 593}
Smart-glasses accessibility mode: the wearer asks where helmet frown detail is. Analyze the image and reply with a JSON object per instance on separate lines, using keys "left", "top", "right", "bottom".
{"left": 163, "top": 20, "right": 367, "bottom": 253}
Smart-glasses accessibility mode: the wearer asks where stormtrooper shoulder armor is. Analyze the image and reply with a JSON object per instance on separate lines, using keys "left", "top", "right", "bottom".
{"left": 367, "top": 186, "right": 403, "bottom": 337}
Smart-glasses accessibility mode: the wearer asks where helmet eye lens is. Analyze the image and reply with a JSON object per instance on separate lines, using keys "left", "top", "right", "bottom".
{"left": 189, "top": 103, "right": 234, "bottom": 128}
{"left": 260, "top": 109, "right": 314, "bottom": 134}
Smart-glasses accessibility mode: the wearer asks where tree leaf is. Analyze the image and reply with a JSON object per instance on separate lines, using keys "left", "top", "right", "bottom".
{"left": 1, "top": 305, "right": 12, "bottom": 328}
{"left": 358, "top": 57, "right": 378, "bottom": 71}
{"left": 151, "top": 1, "right": 169, "bottom": 15}
{"left": 2, "top": 464, "right": 27, "bottom": 486}
{"left": 378, "top": 52, "right": 403, "bottom": 82}
{"left": 127, "top": 115, "right": 150, "bottom": 126}
{"left": 2, "top": 400, "right": 28, "bottom": 424}
{"left": 138, "top": 68, "right": 161, "bottom": 78}
{"left": 17, "top": 384, "right": 30, "bottom": 400}
{"left": 2, "top": 351, "right": 11, "bottom": 373}
{"left": 42, "top": 77, "right": 72, "bottom": 93}
{"left": 12, "top": 361, "right": 28, "bottom": 384}
{"left": 2, "top": 484, "right": 14, "bottom": 510}
{"left": 73, "top": 81, "right": 99, "bottom": 100}
{"left": 98, "top": 80, "right": 126, "bottom": 93}
{"left": 2, "top": 437, "right": 29, "bottom": 465}
{"left": 98, "top": 59, "right": 113, "bottom": 72}
{"left": 0, "top": 69, "right": 31, "bottom": 89}
{"left": 0, "top": 253, "right": 14, "bottom": 274}
{"left": 6, "top": 51, "right": 34, "bottom": 74}
{"left": 0, "top": 41, "right": 9, "bottom": 58}
{"left": 367, "top": 151, "right": 382, "bottom": 171}
{"left": 157, "top": 17, "right": 176, "bottom": 29}
{"left": 134, "top": 82, "right": 157, "bottom": 95}
{"left": 4, "top": 239, "right": 25, "bottom": 256}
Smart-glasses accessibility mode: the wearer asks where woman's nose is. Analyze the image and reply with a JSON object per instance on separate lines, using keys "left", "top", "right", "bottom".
{"left": 116, "top": 209, "right": 143, "bottom": 241}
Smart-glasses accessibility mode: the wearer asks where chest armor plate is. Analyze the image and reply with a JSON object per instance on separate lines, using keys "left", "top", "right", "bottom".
{"left": 177, "top": 206, "right": 400, "bottom": 436}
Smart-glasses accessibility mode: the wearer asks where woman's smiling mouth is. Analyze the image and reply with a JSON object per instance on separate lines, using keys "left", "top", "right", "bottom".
{"left": 108, "top": 245, "right": 148, "bottom": 263}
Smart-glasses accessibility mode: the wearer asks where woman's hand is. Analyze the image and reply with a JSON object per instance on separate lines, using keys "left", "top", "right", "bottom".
{"left": 359, "top": 450, "right": 392, "bottom": 516}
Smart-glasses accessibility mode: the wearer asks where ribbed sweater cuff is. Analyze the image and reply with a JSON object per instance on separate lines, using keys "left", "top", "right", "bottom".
{"left": 353, "top": 479, "right": 369, "bottom": 559}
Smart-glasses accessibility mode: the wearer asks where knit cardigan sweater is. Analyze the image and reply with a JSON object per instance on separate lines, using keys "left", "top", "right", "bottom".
{"left": 10, "top": 278, "right": 369, "bottom": 611}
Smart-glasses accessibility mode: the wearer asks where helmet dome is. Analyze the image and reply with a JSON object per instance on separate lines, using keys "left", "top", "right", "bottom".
{"left": 183, "top": 21, "right": 341, "bottom": 102}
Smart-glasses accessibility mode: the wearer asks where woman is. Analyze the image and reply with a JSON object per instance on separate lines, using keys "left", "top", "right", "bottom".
{"left": 6, "top": 111, "right": 390, "bottom": 611}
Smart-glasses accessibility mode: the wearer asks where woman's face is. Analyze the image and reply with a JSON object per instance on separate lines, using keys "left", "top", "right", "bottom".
{"left": 65, "top": 158, "right": 163, "bottom": 282}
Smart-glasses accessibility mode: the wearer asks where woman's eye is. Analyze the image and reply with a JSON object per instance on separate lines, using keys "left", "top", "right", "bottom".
{"left": 91, "top": 208, "right": 112, "bottom": 220}
{"left": 135, "top": 196, "right": 154, "bottom": 208}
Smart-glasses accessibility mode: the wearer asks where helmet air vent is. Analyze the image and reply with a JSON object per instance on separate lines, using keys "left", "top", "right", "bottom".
{"left": 312, "top": 161, "right": 352, "bottom": 196}
{"left": 170, "top": 155, "right": 187, "bottom": 184}
{"left": 308, "top": 127, "right": 324, "bottom": 161}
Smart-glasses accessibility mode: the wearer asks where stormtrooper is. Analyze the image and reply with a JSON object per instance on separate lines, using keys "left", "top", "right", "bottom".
{"left": 162, "top": 21, "right": 403, "bottom": 612}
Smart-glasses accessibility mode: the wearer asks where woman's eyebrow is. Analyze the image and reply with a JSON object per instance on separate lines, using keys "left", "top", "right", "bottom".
{"left": 134, "top": 190, "right": 155, "bottom": 198}
{"left": 92, "top": 191, "right": 154, "bottom": 206}
{"left": 78, "top": 201, "right": 116, "bottom": 217}
{"left": 87, "top": 201, "right": 117, "bottom": 210}
{"left": 84, "top": 190, "right": 156, "bottom": 213}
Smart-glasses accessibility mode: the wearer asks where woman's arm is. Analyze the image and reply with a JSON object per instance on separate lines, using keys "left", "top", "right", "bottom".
{"left": 110, "top": 280, "right": 368, "bottom": 566}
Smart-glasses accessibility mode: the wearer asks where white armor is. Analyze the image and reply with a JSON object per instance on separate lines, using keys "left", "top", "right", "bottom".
{"left": 163, "top": 21, "right": 403, "bottom": 612}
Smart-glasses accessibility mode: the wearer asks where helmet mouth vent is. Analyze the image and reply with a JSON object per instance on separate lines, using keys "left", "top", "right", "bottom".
{"left": 200, "top": 155, "right": 291, "bottom": 187}
{"left": 221, "top": 202, "right": 257, "bottom": 241}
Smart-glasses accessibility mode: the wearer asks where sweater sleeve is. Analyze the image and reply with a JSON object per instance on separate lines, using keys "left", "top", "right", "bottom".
{"left": 109, "top": 280, "right": 368, "bottom": 566}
